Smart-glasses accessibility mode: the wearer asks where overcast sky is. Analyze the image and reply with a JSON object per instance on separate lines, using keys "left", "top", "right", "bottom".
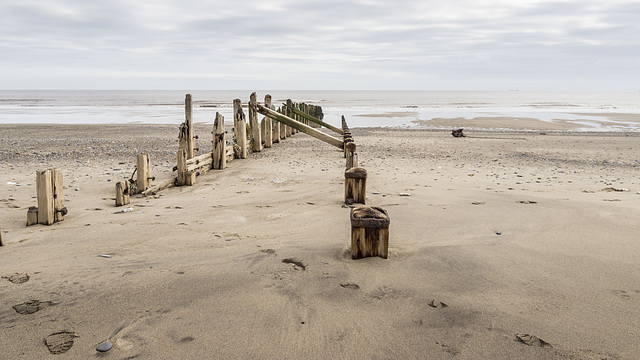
{"left": 1, "top": 0, "right": 638, "bottom": 90}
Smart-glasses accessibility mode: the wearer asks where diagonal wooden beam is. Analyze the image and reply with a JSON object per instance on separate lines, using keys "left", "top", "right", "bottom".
{"left": 257, "top": 104, "right": 343, "bottom": 149}
{"left": 285, "top": 105, "right": 343, "bottom": 135}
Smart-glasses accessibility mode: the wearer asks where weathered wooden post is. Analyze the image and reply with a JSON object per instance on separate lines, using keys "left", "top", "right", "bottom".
{"left": 136, "top": 153, "right": 151, "bottom": 194}
{"left": 177, "top": 149, "right": 195, "bottom": 186}
{"left": 286, "top": 99, "right": 294, "bottom": 137}
{"left": 271, "top": 104, "right": 280, "bottom": 144}
{"left": 213, "top": 112, "right": 226, "bottom": 170}
{"left": 350, "top": 207, "right": 390, "bottom": 259}
{"left": 115, "top": 181, "right": 130, "bottom": 207}
{"left": 26, "top": 207, "right": 38, "bottom": 226}
{"left": 51, "top": 169, "right": 64, "bottom": 222}
{"left": 36, "top": 170, "right": 54, "bottom": 225}
{"left": 233, "top": 99, "right": 248, "bottom": 159}
{"left": 185, "top": 94, "right": 195, "bottom": 159}
{"left": 262, "top": 95, "right": 273, "bottom": 148}
{"left": 345, "top": 167, "right": 367, "bottom": 205}
{"left": 346, "top": 142, "right": 358, "bottom": 169}
{"left": 248, "top": 92, "right": 262, "bottom": 152}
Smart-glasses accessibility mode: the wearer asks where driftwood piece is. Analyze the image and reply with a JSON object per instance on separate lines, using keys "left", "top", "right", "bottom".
{"left": 350, "top": 206, "right": 390, "bottom": 259}
{"left": 345, "top": 167, "right": 367, "bottom": 205}
{"left": 233, "top": 99, "right": 247, "bottom": 159}
{"left": 213, "top": 112, "right": 226, "bottom": 170}
{"left": 142, "top": 178, "right": 175, "bottom": 196}
{"left": 257, "top": 104, "right": 344, "bottom": 149}
{"left": 136, "top": 154, "right": 151, "bottom": 194}
{"left": 249, "top": 92, "right": 262, "bottom": 152}
{"left": 115, "top": 181, "right": 130, "bottom": 207}
{"left": 36, "top": 170, "right": 54, "bottom": 225}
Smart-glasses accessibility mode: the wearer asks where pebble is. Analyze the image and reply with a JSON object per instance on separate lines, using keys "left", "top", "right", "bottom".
{"left": 96, "top": 341, "right": 112, "bottom": 352}
{"left": 75, "top": 188, "right": 80, "bottom": 191}
{"left": 399, "top": 193, "right": 411, "bottom": 196}
{"left": 98, "top": 254, "right": 111, "bottom": 258}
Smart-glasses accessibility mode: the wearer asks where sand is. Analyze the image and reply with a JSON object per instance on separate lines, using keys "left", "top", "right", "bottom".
{"left": 1, "top": 122, "right": 640, "bottom": 359}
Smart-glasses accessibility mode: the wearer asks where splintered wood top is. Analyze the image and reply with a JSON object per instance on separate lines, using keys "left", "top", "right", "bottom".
{"left": 345, "top": 167, "right": 367, "bottom": 179}
{"left": 350, "top": 206, "right": 390, "bottom": 228}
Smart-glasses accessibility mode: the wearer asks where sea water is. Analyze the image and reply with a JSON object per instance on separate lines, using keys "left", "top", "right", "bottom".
{"left": 1, "top": 90, "right": 639, "bottom": 130}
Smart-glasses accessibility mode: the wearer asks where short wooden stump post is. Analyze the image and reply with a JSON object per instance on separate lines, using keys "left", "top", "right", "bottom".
{"left": 345, "top": 167, "right": 367, "bottom": 205}
{"left": 350, "top": 206, "right": 390, "bottom": 259}
{"left": 115, "top": 181, "right": 130, "bottom": 207}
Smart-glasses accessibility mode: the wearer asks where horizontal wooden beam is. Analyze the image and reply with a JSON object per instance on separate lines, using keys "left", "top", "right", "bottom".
{"left": 286, "top": 105, "right": 343, "bottom": 135}
{"left": 257, "top": 104, "right": 343, "bottom": 149}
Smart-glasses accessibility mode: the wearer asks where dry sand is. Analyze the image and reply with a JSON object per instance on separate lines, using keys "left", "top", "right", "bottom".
{"left": 1, "top": 122, "right": 640, "bottom": 359}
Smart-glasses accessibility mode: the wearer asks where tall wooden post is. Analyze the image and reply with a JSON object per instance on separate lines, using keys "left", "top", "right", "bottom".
{"left": 136, "top": 154, "right": 151, "bottom": 193}
{"left": 249, "top": 92, "right": 262, "bottom": 152}
{"left": 271, "top": 105, "right": 280, "bottom": 143}
{"left": 51, "top": 169, "right": 64, "bottom": 222}
{"left": 36, "top": 170, "right": 54, "bottom": 225}
{"left": 213, "top": 112, "right": 226, "bottom": 170}
{"left": 279, "top": 107, "right": 286, "bottom": 140}
{"left": 185, "top": 94, "right": 195, "bottom": 159}
{"left": 233, "top": 99, "right": 247, "bottom": 159}
{"left": 177, "top": 149, "right": 195, "bottom": 186}
{"left": 286, "top": 99, "right": 293, "bottom": 137}
{"left": 262, "top": 95, "right": 273, "bottom": 148}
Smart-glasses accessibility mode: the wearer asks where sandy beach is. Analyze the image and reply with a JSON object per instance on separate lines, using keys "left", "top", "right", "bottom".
{"left": 1, "top": 121, "right": 639, "bottom": 359}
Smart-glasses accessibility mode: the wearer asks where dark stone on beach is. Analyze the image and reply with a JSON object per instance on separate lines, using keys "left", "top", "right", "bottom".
{"left": 96, "top": 341, "right": 112, "bottom": 352}
{"left": 452, "top": 129, "right": 465, "bottom": 138}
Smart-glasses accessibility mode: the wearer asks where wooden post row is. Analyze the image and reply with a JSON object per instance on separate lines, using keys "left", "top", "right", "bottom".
{"left": 346, "top": 142, "right": 358, "bottom": 169}
{"left": 249, "top": 92, "right": 262, "bottom": 152}
{"left": 213, "top": 112, "right": 226, "bottom": 170}
{"left": 233, "top": 99, "right": 247, "bottom": 159}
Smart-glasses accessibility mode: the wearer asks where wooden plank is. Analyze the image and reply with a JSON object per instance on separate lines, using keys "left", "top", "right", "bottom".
{"left": 186, "top": 151, "right": 213, "bottom": 166}
{"left": 262, "top": 94, "right": 272, "bottom": 148}
{"left": 187, "top": 154, "right": 213, "bottom": 172}
{"left": 36, "top": 170, "right": 54, "bottom": 225}
{"left": 271, "top": 104, "right": 280, "bottom": 143}
{"left": 213, "top": 112, "right": 226, "bottom": 169}
{"left": 142, "top": 178, "right": 175, "bottom": 196}
{"left": 256, "top": 104, "right": 344, "bottom": 149}
{"left": 233, "top": 99, "right": 247, "bottom": 159}
{"left": 287, "top": 106, "right": 343, "bottom": 135}
{"left": 51, "top": 169, "right": 64, "bottom": 222}
{"left": 249, "top": 92, "right": 262, "bottom": 152}
{"left": 185, "top": 94, "right": 195, "bottom": 158}
{"left": 136, "top": 153, "right": 151, "bottom": 194}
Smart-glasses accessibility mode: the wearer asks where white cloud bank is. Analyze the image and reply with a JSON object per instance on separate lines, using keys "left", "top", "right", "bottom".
{"left": 1, "top": 0, "right": 638, "bottom": 90}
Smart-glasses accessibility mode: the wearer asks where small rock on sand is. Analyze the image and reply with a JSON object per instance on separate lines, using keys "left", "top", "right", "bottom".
{"left": 96, "top": 341, "right": 112, "bottom": 352}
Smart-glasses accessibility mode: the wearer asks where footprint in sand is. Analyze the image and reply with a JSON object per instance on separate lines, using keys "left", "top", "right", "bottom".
{"left": 3, "top": 273, "right": 30, "bottom": 284}
{"left": 44, "top": 330, "right": 79, "bottom": 354}
{"left": 13, "top": 300, "right": 54, "bottom": 315}
{"left": 428, "top": 299, "right": 449, "bottom": 308}
{"left": 282, "top": 258, "right": 306, "bottom": 271}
